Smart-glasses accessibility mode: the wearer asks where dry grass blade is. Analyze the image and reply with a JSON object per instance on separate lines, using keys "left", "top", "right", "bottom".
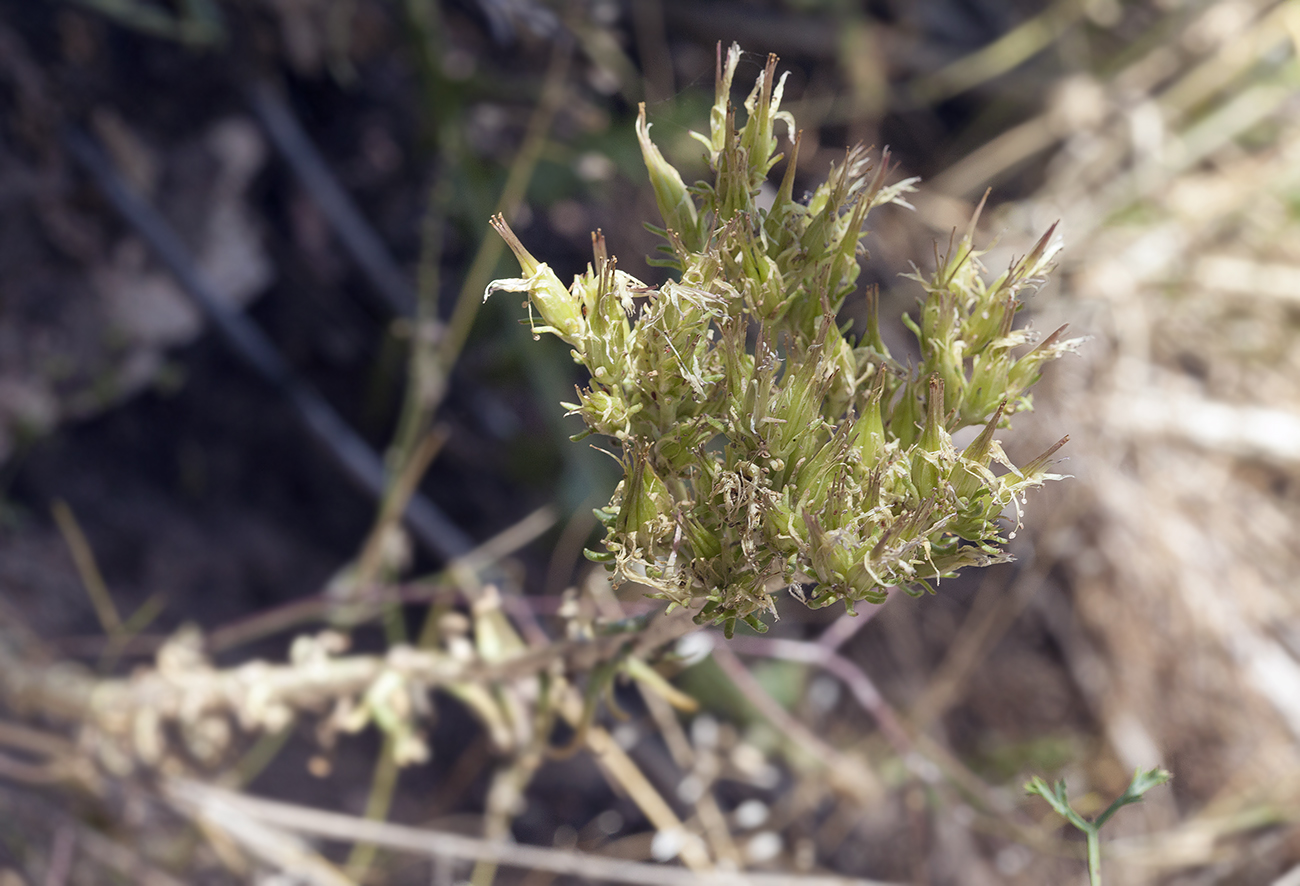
{"left": 168, "top": 779, "right": 903, "bottom": 886}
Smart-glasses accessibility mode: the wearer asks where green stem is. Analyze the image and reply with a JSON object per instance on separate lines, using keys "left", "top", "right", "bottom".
{"left": 1087, "top": 826, "right": 1102, "bottom": 886}
{"left": 438, "top": 34, "right": 573, "bottom": 376}
{"left": 345, "top": 734, "right": 400, "bottom": 881}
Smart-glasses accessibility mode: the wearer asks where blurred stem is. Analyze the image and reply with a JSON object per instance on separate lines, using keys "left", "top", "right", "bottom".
{"left": 345, "top": 733, "right": 401, "bottom": 881}
{"left": 50, "top": 499, "right": 165, "bottom": 674}
{"left": 400, "top": 0, "right": 456, "bottom": 144}
{"left": 51, "top": 499, "right": 121, "bottom": 639}
{"left": 437, "top": 32, "right": 575, "bottom": 377}
{"left": 387, "top": 173, "right": 450, "bottom": 464}
{"left": 358, "top": 174, "right": 451, "bottom": 641}
{"left": 909, "top": 0, "right": 1086, "bottom": 105}
{"left": 199, "top": 506, "right": 551, "bottom": 655}
{"left": 554, "top": 681, "right": 716, "bottom": 872}
{"left": 709, "top": 642, "right": 884, "bottom": 804}
{"left": 361, "top": 427, "right": 449, "bottom": 642}
{"left": 223, "top": 722, "right": 294, "bottom": 789}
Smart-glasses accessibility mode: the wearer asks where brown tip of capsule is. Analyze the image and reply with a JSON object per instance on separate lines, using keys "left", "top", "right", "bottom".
{"left": 760, "top": 53, "right": 779, "bottom": 108}
{"left": 1028, "top": 324, "right": 1071, "bottom": 356}
{"left": 1023, "top": 435, "right": 1070, "bottom": 475}
{"left": 1024, "top": 222, "right": 1060, "bottom": 266}
{"left": 963, "top": 188, "right": 992, "bottom": 244}
{"left": 777, "top": 130, "right": 804, "bottom": 201}
{"left": 866, "top": 146, "right": 891, "bottom": 201}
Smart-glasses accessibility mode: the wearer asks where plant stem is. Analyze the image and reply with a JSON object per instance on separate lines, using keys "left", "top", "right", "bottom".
{"left": 437, "top": 33, "right": 573, "bottom": 377}
{"left": 345, "top": 734, "right": 400, "bottom": 881}
{"left": 1088, "top": 827, "right": 1102, "bottom": 886}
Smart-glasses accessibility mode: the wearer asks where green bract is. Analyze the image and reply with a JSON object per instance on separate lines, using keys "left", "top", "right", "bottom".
{"left": 486, "top": 44, "right": 1081, "bottom": 636}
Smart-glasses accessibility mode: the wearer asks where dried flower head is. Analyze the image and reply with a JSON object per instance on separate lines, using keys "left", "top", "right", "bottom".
{"left": 486, "top": 44, "right": 1081, "bottom": 636}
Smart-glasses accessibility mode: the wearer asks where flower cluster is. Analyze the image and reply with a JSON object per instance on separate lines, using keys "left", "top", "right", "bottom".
{"left": 486, "top": 45, "right": 1080, "bottom": 635}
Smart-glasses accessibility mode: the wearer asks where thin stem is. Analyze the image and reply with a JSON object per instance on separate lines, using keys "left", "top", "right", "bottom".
{"left": 708, "top": 641, "right": 884, "bottom": 804}
{"left": 170, "top": 777, "right": 904, "bottom": 885}
{"left": 345, "top": 734, "right": 401, "bottom": 881}
{"left": 223, "top": 723, "right": 294, "bottom": 790}
{"left": 1088, "top": 828, "right": 1102, "bottom": 886}
{"left": 51, "top": 500, "right": 121, "bottom": 638}
{"left": 438, "top": 33, "right": 574, "bottom": 375}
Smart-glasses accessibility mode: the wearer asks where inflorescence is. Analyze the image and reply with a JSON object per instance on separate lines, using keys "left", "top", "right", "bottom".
{"left": 486, "top": 45, "right": 1080, "bottom": 636}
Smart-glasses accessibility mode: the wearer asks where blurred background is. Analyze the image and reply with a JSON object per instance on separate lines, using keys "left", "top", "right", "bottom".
{"left": 2, "top": 0, "right": 1300, "bottom": 883}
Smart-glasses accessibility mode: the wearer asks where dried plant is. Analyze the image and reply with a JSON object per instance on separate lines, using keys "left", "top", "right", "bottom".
{"left": 487, "top": 44, "right": 1081, "bottom": 635}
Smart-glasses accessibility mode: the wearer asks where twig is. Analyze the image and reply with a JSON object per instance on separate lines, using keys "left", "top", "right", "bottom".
{"left": 473, "top": 723, "right": 549, "bottom": 886}
{"left": 928, "top": 113, "right": 1058, "bottom": 198}
{"left": 560, "top": 694, "right": 713, "bottom": 872}
{"left": 638, "top": 682, "right": 695, "bottom": 770}
{"left": 204, "top": 583, "right": 457, "bottom": 655}
{"left": 0, "top": 720, "right": 76, "bottom": 759}
{"left": 47, "top": 584, "right": 455, "bottom": 660}
{"left": 168, "top": 778, "right": 900, "bottom": 886}
{"left": 357, "top": 429, "right": 448, "bottom": 591}
{"left": 51, "top": 498, "right": 166, "bottom": 672}
{"left": 638, "top": 668, "right": 739, "bottom": 868}
{"left": 0, "top": 720, "right": 81, "bottom": 785}
{"left": 336, "top": 426, "right": 450, "bottom": 638}
{"left": 447, "top": 506, "right": 558, "bottom": 583}
{"left": 0, "top": 750, "right": 68, "bottom": 784}
{"left": 186, "top": 781, "right": 356, "bottom": 886}
{"left": 0, "top": 594, "right": 704, "bottom": 765}
{"left": 207, "top": 505, "right": 554, "bottom": 653}
{"left": 222, "top": 722, "right": 293, "bottom": 789}
{"left": 63, "top": 126, "right": 473, "bottom": 563}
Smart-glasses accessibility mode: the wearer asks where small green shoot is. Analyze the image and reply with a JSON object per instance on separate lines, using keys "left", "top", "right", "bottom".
{"left": 1025, "top": 767, "right": 1172, "bottom": 886}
